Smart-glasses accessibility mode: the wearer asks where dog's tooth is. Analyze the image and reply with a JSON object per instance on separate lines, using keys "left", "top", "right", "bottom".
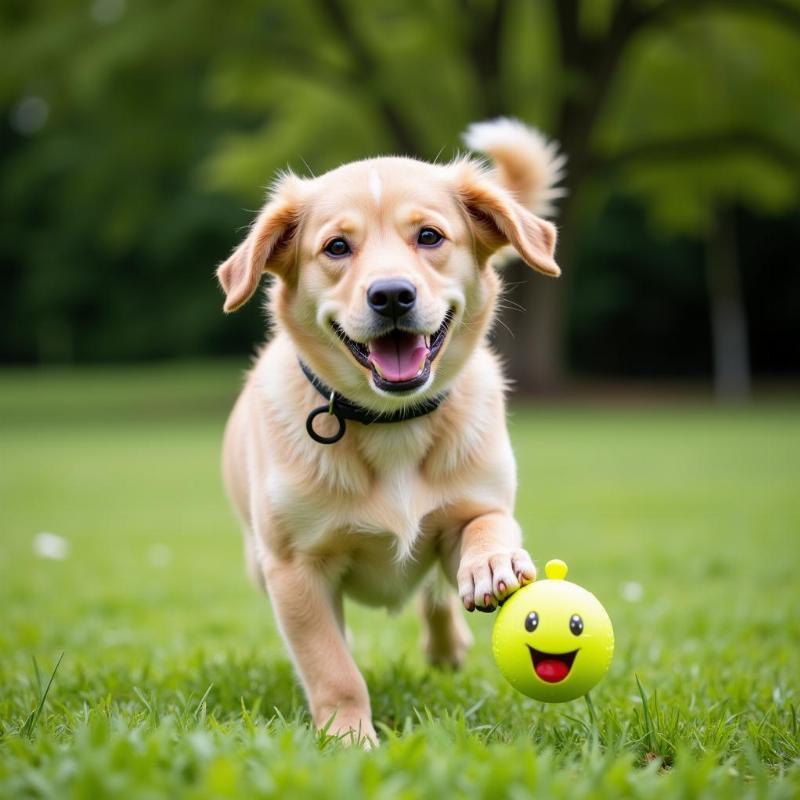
{"left": 372, "top": 362, "right": 384, "bottom": 378}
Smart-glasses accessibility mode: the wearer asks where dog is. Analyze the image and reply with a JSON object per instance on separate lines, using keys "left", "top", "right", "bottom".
{"left": 217, "top": 118, "right": 564, "bottom": 746}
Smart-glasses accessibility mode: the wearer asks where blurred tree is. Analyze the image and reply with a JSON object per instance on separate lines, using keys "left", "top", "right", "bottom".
{"left": 1, "top": 0, "right": 799, "bottom": 392}
{"left": 706, "top": 206, "right": 751, "bottom": 400}
{"left": 201, "top": 0, "right": 800, "bottom": 394}
{"left": 0, "top": 0, "right": 261, "bottom": 362}
{"left": 583, "top": 2, "right": 800, "bottom": 399}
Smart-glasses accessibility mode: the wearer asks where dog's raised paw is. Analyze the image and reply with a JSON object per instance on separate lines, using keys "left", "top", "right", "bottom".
{"left": 457, "top": 548, "right": 536, "bottom": 612}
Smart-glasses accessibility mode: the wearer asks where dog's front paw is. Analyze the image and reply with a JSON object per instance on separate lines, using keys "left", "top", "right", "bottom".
{"left": 319, "top": 708, "right": 378, "bottom": 750}
{"left": 457, "top": 548, "right": 535, "bottom": 612}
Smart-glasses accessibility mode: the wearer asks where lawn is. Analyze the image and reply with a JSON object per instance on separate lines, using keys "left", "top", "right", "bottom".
{"left": 1, "top": 363, "right": 799, "bottom": 799}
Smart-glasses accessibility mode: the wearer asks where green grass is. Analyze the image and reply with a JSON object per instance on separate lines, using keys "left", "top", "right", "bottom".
{"left": 1, "top": 362, "right": 799, "bottom": 798}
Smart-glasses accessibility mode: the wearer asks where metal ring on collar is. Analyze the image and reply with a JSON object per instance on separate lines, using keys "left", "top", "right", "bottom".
{"left": 306, "top": 403, "right": 346, "bottom": 444}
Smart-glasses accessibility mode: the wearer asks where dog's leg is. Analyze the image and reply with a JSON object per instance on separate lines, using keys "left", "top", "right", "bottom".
{"left": 419, "top": 570, "right": 473, "bottom": 668}
{"left": 263, "top": 556, "right": 377, "bottom": 747}
{"left": 446, "top": 512, "right": 536, "bottom": 612}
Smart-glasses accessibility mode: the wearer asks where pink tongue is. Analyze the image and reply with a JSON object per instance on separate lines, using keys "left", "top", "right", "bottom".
{"left": 535, "top": 659, "right": 570, "bottom": 683}
{"left": 368, "top": 332, "right": 429, "bottom": 382}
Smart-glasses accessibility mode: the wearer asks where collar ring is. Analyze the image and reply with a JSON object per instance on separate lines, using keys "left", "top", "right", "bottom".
{"left": 306, "top": 403, "right": 346, "bottom": 445}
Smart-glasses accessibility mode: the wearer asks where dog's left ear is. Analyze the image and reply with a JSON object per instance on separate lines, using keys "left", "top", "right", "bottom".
{"left": 453, "top": 162, "right": 560, "bottom": 277}
{"left": 217, "top": 174, "right": 306, "bottom": 313}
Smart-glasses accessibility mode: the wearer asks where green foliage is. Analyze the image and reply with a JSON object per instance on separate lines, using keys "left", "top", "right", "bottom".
{"left": 1, "top": 0, "right": 799, "bottom": 370}
{"left": 1, "top": 365, "right": 799, "bottom": 796}
{"left": 0, "top": 1, "right": 258, "bottom": 362}
{"left": 597, "top": 7, "right": 800, "bottom": 232}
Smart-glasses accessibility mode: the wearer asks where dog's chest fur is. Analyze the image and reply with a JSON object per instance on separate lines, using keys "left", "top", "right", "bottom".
{"left": 269, "top": 422, "right": 446, "bottom": 551}
{"left": 250, "top": 341, "right": 513, "bottom": 606}
{"left": 264, "top": 423, "right": 453, "bottom": 606}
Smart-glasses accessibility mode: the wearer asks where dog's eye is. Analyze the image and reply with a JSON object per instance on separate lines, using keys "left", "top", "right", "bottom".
{"left": 569, "top": 614, "right": 584, "bottom": 636}
{"left": 324, "top": 237, "right": 351, "bottom": 258}
{"left": 417, "top": 227, "right": 443, "bottom": 247}
{"left": 524, "top": 611, "right": 539, "bottom": 632}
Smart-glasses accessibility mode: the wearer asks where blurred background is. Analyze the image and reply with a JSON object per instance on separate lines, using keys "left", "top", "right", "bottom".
{"left": 2, "top": 5, "right": 800, "bottom": 790}
{"left": 2, "top": 0, "right": 799, "bottom": 397}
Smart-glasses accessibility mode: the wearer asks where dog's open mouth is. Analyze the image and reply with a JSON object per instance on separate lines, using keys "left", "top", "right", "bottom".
{"left": 527, "top": 646, "right": 579, "bottom": 683}
{"left": 333, "top": 310, "right": 454, "bottom": 393}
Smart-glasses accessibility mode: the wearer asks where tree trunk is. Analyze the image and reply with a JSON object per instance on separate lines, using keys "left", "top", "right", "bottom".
{"left": 706, "top": 206, "right": 751, "bottom": 402}
{"left": 492, "top": 259, "right": 568, "bottom": 394}
{"left": 503, "top": 0, "right": 657, "bottom": 393}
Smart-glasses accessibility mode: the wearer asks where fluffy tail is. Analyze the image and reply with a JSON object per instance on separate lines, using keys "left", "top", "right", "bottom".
{"left": 462, "top": 117, "right": 566, "bottom": 218}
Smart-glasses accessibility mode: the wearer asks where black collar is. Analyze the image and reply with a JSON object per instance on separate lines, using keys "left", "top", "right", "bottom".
{"left": 299, "top": 360, "right": 448, "bottom": 444}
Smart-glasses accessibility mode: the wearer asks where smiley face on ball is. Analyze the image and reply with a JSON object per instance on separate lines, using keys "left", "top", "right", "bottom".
{"left": 523, "top": 606, "right": 586, "bottom": 685}
{"left": 492, "top": 559, "right": 614, "bottom": 703}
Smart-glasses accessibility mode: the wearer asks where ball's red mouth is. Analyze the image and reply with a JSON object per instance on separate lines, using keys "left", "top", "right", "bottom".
{"left": 527, "top": 645, "right": 579, "bottom": 683}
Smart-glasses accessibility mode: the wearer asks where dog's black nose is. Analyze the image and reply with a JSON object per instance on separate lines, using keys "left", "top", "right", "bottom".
{"left": 367, "top": 278, "right": 417, "bottom": 319}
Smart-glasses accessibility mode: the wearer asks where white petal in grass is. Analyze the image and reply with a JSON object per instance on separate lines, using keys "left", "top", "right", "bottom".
{"left": 620, "top": 581, "right": 643, "bottom": 603}
{"left": 148, "top": 543, "right": 172, "bottom": 568}
{"left": 33, "top": 532, "right": 69, "bottom": 560}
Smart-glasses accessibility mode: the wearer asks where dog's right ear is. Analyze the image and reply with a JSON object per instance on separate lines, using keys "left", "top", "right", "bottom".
{"left": 216, "top": 174, "right": 306, "bottom": 313}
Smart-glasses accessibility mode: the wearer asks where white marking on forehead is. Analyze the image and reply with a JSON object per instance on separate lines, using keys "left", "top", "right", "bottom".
{"left": 369, "top": 168, "right": 382, "bottom": 205}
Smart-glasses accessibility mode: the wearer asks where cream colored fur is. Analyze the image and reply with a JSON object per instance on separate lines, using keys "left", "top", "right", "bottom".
{"left": 217, "top": 118, "right": 563, "bottom": 746}
{"left": 462, "top": 117, "right": 566, "bottom": 217}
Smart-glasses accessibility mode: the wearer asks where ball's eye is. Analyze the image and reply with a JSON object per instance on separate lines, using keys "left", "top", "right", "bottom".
{"left": 417, "top": 227, "right": 443, "bottom": 247}
{"left": 324, "top": 237, "right": 351, "bottom": 258}
{"left": 524, "top": 611, "right": 539, "bottom": 632}
{"left": 569, "top": 614, "right": 584, "bottom": 636}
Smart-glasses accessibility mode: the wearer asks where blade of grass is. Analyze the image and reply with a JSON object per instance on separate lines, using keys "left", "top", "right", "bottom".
{"left": 193, "top": 682, "right": 214, "bottom": 720}
{"left": 635, "top": 673, "right": 657, "bottom": 755}
{"left": 133, "top": 686, "right": 158, "bottom": 723}
{"left": 32, "top": 655, "right": 43, "bottom": 697}
{"left": 20, "top": 652, "right": 64, "bottom": 739}
{"left": 584, "top": 692, "right": 603, "bottom": 748}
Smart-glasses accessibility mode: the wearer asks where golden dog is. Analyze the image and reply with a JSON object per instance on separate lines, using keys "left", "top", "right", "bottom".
{"left": 217, "top": 118, "right": 564, "bottom": 745}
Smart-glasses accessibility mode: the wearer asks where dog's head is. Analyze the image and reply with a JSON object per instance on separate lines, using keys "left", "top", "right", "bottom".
{"left": 217, "top": 156, "right": 559, "bottom": 408}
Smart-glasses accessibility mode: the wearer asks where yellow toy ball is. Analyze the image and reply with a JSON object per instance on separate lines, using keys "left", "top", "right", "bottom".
{"left": 492, "top": 559, "right": 614, "bottom": 703}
